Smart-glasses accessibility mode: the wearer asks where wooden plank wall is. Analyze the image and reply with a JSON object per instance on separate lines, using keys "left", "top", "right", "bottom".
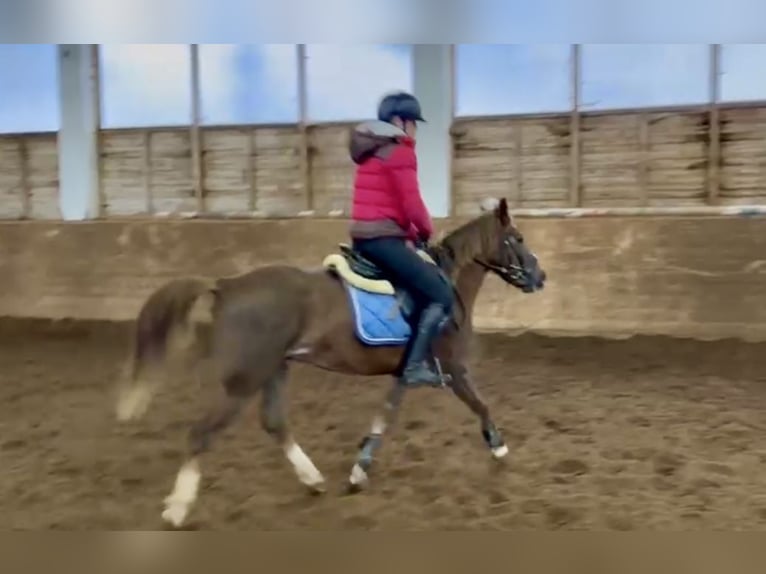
{"left": 720, "top": 107, "right": 766, "bottom": 204}
{"left": 100, "top": 126, "right": 307, "bottom": 216}
{"left": 451, "top": 117, "right": 571, "bottom": 213}
{"left": 0, "top": 133, "right": 60, "bottom": 219}
{"left": 451, "top": 106, "right": 766, "bottom": 214}
{"left": 452, "top": 109, "right": 725, "bottom": 214}
{"left": 1, "top": 104, "right": 765, "bottom": 219}
{"left": 99, "top": 125, "right": 347, "bottom": 217}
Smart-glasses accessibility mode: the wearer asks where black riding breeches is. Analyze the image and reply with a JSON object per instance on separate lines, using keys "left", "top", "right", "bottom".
{"left": 351, "top": 236, "right": 454, "bottom": 316}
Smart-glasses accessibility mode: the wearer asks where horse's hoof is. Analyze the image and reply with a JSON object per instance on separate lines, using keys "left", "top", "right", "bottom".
{"left": 161, "top": 502, "right": 189, "bottom": 528}
{"left": 491, "top": 444, "right": 509, "bottom": 459}
{"left": 346, "top": 482, "right": 364, "bottom": 495}
{"left": 347, "top": 463, "right": 369, "bottom": 492}
{"left": 305, "top": 480, "right": 327, "bottom": 496}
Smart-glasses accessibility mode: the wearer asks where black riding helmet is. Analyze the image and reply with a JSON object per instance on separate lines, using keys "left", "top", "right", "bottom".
{"left": 377, "top": 91, "right": 426, "bottom": 124}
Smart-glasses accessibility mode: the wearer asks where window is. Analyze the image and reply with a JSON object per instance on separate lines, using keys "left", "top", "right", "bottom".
{"left": 720, "top": 44, "right": 766, "bottom": 103}
{"left": 99, "top": 44, "right": 192, "bottom": 128}
{"left": 0, "top": 44, "right": 59, "bottom": 134}
{"left": 580, "top": 44, "right": 709, "bottom": 110}
{"left": 455, "top": 44, "right": 571, "bottom": 116}
{"left": 198, "top": 44, "right": 299, "bottom": 125}
{"left": 305, "top": 44, "right": 412, "bottom": 122}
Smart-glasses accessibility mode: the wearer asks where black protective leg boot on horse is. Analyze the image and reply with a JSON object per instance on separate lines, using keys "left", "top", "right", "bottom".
{"left": 398, "top": 303, "right": 452, "bottom": 388}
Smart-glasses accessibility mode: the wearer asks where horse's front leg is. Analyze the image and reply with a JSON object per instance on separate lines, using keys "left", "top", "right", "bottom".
{"left": 446, "top": 362, "right": 508, "bottom": 459}
{"left": 347, "top": 379, "right": 406, "bottom": 491}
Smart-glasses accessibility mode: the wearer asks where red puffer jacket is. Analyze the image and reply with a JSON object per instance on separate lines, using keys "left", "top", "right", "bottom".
{"left": 347, "top": 120, "right": 433, "bottom": 242}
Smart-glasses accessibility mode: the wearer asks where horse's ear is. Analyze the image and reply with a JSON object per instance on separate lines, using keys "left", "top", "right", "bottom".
{"left": 496, "top": 197, "right": 511, "bottom": 226}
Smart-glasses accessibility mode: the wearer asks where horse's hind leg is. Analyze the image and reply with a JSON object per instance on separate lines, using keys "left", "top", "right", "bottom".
{"left": 162, "top": 375, "right": 252, "bottom": 528}
{"left": 260, "top": 364, "right": 325, "bottom": 493}
{"left": 161, "top": 330, "right": 277, "bottom": 527}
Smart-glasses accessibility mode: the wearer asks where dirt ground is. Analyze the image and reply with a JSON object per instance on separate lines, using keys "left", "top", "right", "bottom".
{"left": 2, "top": 318, "right": 766, "bottom": 530}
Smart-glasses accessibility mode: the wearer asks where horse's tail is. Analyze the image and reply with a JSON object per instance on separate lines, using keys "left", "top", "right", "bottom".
{"left": 115, "top": 277, "right": 217, "bottom": 422}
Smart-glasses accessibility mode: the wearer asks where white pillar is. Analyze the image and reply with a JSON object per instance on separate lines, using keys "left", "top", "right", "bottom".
{"left": 57, "top": 44, "right": 100, "bottom": 220}
{"left": 412, "top": 44, "right": 453, "bottom": 218}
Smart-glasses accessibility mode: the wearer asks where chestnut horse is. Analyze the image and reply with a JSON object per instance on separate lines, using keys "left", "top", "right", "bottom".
{"left": 115, "top": 197, "right": 546, "bottom": 527}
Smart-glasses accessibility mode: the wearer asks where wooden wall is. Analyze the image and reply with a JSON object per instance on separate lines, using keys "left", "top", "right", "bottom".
{"left": 0, "top": 133, "right": 60, "bottom": 219}
{"left": 98, "top": 124, "right": 356, "bottom": 217}
{"left": 1, "top": 103, "right": 765, "bottom": 220}
{"left": 452, "top": 105, "right": 766, "bottom": 215}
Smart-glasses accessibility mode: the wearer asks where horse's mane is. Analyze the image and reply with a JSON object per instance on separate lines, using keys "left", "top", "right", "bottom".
{"left": 429, "top": 212, "right": 499, "bottom": 276}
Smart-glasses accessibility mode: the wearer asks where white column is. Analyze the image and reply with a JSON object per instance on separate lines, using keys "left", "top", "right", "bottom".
{"left": 412, "top": 44, "right": 453, "bottom": 218}
{"left": 57, "top": 44, "right": 99, "bottom": 220}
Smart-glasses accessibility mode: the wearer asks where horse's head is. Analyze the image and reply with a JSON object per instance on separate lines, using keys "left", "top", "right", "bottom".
{"left": 476, "top": 197, "right": 547, "bottom": 294}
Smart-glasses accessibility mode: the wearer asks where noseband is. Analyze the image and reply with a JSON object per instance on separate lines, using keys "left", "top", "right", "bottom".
{"left": 473, "top": 237, "right": 528, "bottom": 285}
{"left": 474, "top": 258, "right": 527, "bottom": 284}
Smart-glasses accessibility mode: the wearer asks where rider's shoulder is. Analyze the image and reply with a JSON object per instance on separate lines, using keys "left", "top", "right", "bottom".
{"left": 354, "top": 120, "right": 407, "bottom": 140}
{"left": 390, "top": 140, "right": 416, "bottom": 165}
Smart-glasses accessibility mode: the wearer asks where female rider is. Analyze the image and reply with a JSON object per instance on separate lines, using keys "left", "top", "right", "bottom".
{"left": 347, "top": 91, "right": 454, "bottom": 388}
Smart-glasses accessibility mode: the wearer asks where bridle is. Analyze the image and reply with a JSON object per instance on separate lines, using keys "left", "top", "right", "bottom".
{"left": 427, "top": 236, "right": 528, "bottom": 286}
{"left": 421, "top": 234, "right": 534, "bottom": 331}
{"left": 473, "top": 237, "right": 528, "bottom": 286}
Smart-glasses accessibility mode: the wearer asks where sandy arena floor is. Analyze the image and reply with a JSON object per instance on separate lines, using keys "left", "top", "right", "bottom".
{"left": 1, "top": 319, "right": 766, "bottom": 530}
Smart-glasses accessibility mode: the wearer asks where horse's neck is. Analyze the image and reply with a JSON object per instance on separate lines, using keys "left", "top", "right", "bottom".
{"left": 454, "top": 260, "right": 487, "bottom": 319}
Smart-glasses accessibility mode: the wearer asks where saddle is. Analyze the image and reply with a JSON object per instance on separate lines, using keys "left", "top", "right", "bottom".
{"left": 338, "top": 244, "right": 388, "bottom": 281}
{"left": 322, "top": 243, "right": 436, "bottom": 296}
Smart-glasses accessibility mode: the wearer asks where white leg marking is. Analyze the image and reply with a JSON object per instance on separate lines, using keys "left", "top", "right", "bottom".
{"left": 349, "top": 463, "right": 368, "bottom": 486}
{"left": 116, "top": 382, "right": 154, "bottom": 422}
{"left": 492, "top": 444, "right": 509, "bottom": 459}
{"left": 285, "top": 441, "right": 324, "bottom": 489}
{"left": 348, "top": 415, "right": 385, "bottom": 486}
{"left": 286, "top": 346, "right": 312, "bottom": 358}
{"left": 161, "top": 459, "right": 201, "bottom": 527}
{"left": 370, "top": 415, "right": 386, "bottom": 435}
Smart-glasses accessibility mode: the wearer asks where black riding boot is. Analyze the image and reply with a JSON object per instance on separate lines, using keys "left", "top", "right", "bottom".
{"left": 399, "top": 303, "right": 451, "bottom": 388}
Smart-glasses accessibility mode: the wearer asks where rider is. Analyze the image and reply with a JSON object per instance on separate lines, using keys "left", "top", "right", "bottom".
{"left": 348, "top": 90, "right": 455, "bottom": 388}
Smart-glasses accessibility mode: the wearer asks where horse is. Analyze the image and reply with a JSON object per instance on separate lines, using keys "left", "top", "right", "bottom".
{"left": 114, "top": 197, "right": 547, "bottom": 528}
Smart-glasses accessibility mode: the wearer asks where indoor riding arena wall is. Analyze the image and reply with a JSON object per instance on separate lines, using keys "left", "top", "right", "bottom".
{"left": 0, "top": 216, "right": 765, "bottom": 341}
{"left": 2, "top": 104, "right": 766, "bottom": 341}
{"left": 2, "top": 105, "right": 766, "bottom": 530}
